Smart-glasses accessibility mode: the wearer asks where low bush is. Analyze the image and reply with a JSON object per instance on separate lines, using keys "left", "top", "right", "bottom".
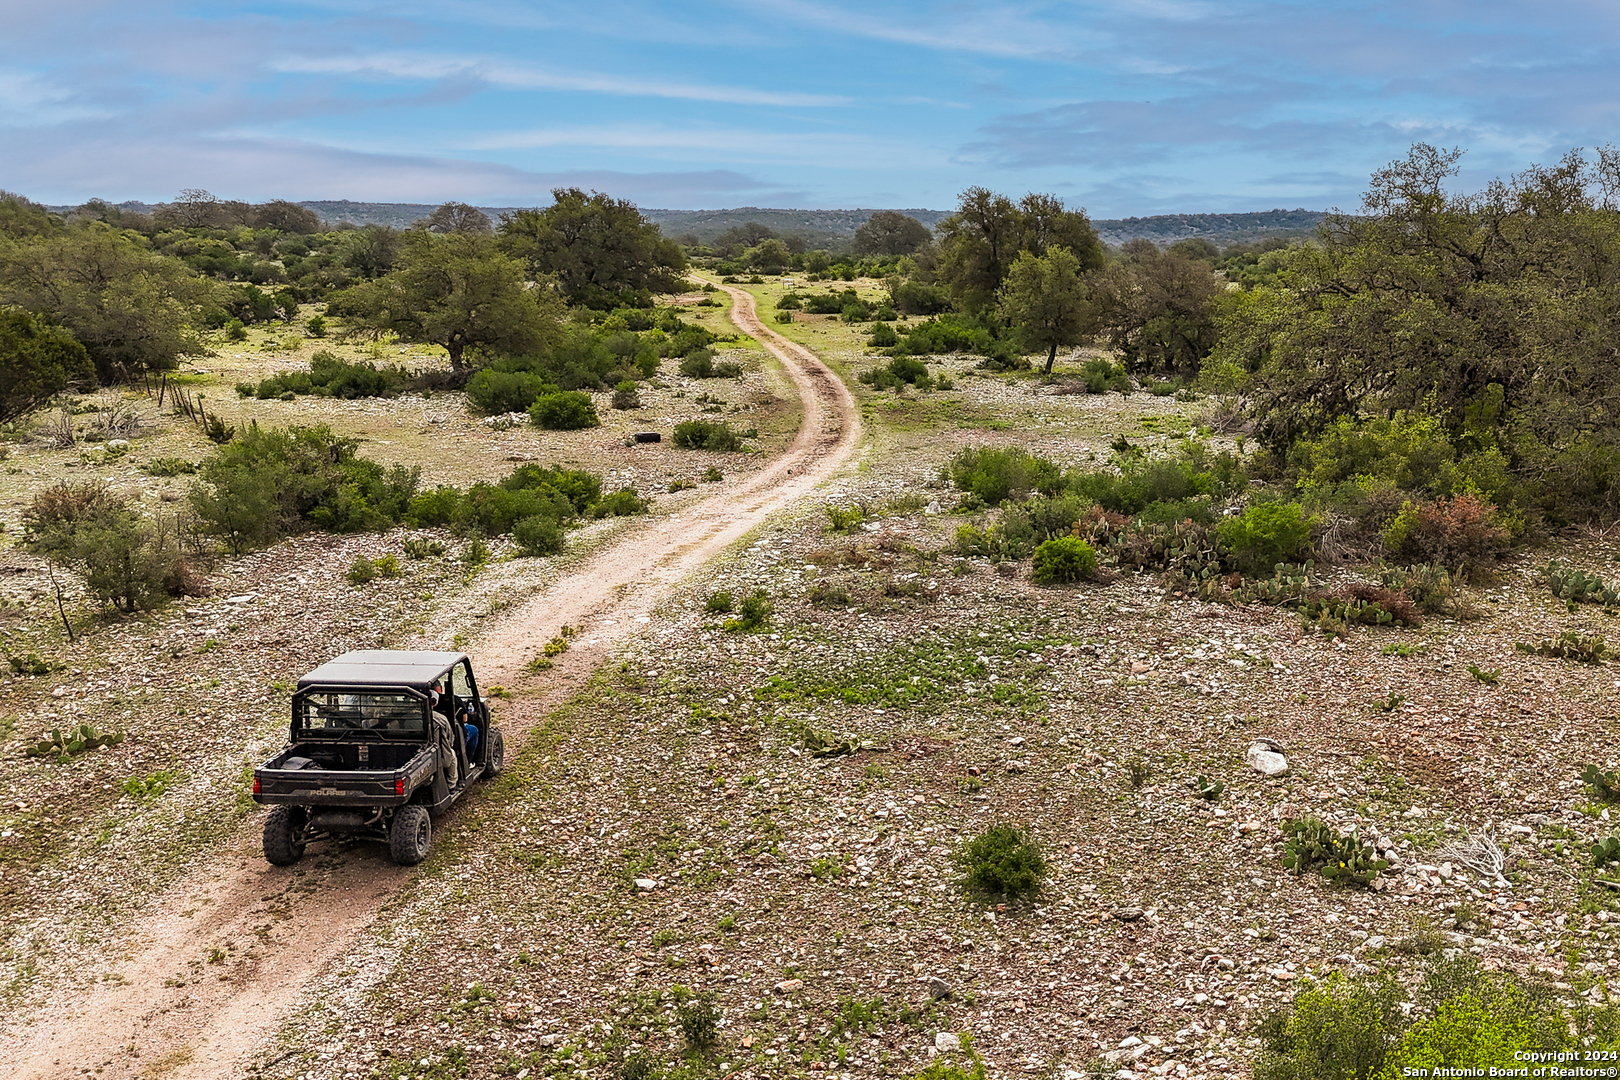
{"left": 704, "top": 591, "right": 733, "bottom": 615}
{"left": 24, "top": 481, "right": 199, "bottom": 614}
{"left": 591, "top": 489, "right": 649, "bottom": 518}
{"left": 673, "top": 420, "right": 742, "bottom": 451}
{"left": 1382, "top": 493, "right": 1509, "bottom": 574}
{"left": 529, "top": 391, "right": 600, "bottom": 431}
{"left": 512, "top": 515, "right": 565, "bottom": 557}
{"left": 1081, "top": 357, "right": 1131, "bottom": 394}
{"left": 611, "top": 380, "right": 641, "bottom": 410}
{"left": 860, "top": 355, "right": 930, "bottom": 390}
{"left": 236, "top": 351, "right": 407, "bottom": 401}
{"left": 724, "top": 589, "right": 772, "bottom": 632}
{"left": 345, "top": 554, "right": 401, "bottom": 585}
{"left": 467, "top": 370, "right": 552, "bottom": 415}
{"left": 953, "top": 823, "right": 1046, "bottom": 899}
{"left": 1254, "top": 956, "right": 1609, "bottom": 1080}
{"left": 1216, "top": 501, "right": 1313, "bottom": 574}
{"left": 1031, "top": 535, "right": 1097, "bottom": 584}
{"left": 948, "top": 447, "right": 1064, "bottom": 507}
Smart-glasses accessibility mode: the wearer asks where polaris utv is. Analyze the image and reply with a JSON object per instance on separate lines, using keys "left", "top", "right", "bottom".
{"left": 251, "top": 650, "right": 505, "bottom": 866}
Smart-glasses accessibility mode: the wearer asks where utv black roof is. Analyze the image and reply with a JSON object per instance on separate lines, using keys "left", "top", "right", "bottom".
{"left": 296, "top": 650, "right": 467, "bottom": 691}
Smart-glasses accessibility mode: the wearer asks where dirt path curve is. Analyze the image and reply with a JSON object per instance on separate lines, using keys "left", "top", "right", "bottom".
{"left": 0, "top": 281, "right": 861, "bottom": 1080}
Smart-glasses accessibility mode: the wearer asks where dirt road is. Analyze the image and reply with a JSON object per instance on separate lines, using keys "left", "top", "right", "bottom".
{"left": 0, "top": 282, "right": 861, "bottom": 1080}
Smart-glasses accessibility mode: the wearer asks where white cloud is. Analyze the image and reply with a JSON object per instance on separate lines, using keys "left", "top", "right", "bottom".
{"left": 271, "top": 52, "right": 848, "bottom": 107}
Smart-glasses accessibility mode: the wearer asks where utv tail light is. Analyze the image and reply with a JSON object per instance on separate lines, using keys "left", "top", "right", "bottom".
{"left": 395, "top": 777, "right": 406, "bottom": 796}
{"left": 252, "top": 777, "right": 261, "bottom": 794}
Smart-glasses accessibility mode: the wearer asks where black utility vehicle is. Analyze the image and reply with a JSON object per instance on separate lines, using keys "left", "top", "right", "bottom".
{"left": 251, "top": 650, "right": 505, "bottom": 866}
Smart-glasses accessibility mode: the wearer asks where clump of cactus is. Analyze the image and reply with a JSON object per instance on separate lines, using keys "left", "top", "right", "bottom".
{"left": 25, "top": 721, "right": 125, "bottom": 762}
{"left": 1188, "top": 774, "right": 1224, "bottom": 801}
{"left": 1582, "top": 764, "right": 1620, "bottom": 804}
{"left": 1516, "top": 631, "right": 1613, "bottom": 664}
{"left": 1547, "top": 561, "right": 1620, "bottom": 609}
{"left": 1282, "top": 816, "right": 1388, "bottom": 886}
{"left": 1593, "top": 836, "right": 1620, "bottom": 868}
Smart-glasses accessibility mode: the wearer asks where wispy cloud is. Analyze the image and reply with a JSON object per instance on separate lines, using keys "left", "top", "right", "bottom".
{"left": 0, "top": 127, "right": 809, "bottom": 208}
{"left": 272, "top": 52, "right": 848, "bottom": 107}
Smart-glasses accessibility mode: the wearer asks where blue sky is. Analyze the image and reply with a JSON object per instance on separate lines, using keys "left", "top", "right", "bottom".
{"left": 2, "top": 1, "right": 1617, "bottom": 215}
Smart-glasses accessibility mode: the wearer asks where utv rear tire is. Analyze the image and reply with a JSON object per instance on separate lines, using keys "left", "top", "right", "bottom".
{"left": 389, "top": 805, "right": 432, "bottom": 866}
{"left": 264, "top": 806, "right": 306, "bottom": 866}
{"left": 486, "top": 728, "right": 505, "bottom": 779}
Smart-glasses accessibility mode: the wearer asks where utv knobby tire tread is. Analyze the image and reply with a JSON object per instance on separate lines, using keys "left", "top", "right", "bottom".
{"left": 263, "top": 806, "right": 306, "bottom": 866}
{"left": 389, "top": 805, "right": 432, "bottom": 866}
{"left": 486, "top": 728, "right": 506, "bottom": 779}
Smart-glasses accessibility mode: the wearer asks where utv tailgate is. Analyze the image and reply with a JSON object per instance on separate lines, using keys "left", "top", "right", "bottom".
{"left": 252, "top": 747, "right": 437, "bottom": 808}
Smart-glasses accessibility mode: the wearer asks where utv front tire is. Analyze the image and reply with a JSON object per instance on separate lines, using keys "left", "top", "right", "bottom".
{"left": 485, "top": 728, "right": 506, "bottom": 779}
{"left": 263, "top": 806, "right": 307, "bottom": 866}
{"left": 389, "top": 805, "right": 432, "bottom": 866}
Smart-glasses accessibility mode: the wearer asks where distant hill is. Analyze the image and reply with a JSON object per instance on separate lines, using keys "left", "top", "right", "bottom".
{"left": 40, "top": 199, "right": 1324, "bottom": 248}
{"left": 1090, "top": 209, "right": 1325, "bottom": 248}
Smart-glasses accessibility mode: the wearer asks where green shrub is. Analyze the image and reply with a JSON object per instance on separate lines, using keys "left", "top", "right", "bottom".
{"left": 224, "top": 318, "right": 247, "bottom": 341}
{"left": 953, "top": 823, "right": 1046, "bottom": 899}
{"left": 1382, "top": 493, "right": 1509, "bottom": 572}
{"left": 825, "top": 504, "right": 865, "bottom": 532}
{"left": 1217, "top": 501, "right": 1312, "bottom": 574}
{"left": 676, "top": 995, "right": 720, "bottom": 1051}
{"left": 529, "top": 391, "right": 600, "bottom": 430}
{"left": 1031, "top": 536, "right": 1097, "bottom": 583}
{"left": 591, "top": 488, "right": 648, "bottom": 518}
{"left": 141, "top": 457, "right": 197, "bottom": 477}
{"left": 679, "top": 348, "right": 715, "bottom": 378}
{"left": 467, "top": 370, "right": 552, "bottom": 415}
{"left": 868, "top": 322, "right": 899, "bottom": 348}
{"left": 1253, "top": 971, "right": 1404, "bottom": 1080}
{"left": 673, "top": 420, "right": 742, "bottom": 451}
{"left": 305, "top": 314, "right": 326, "bottom": 338}
{"left": 704, "top": 590, "right": 733, "bottom": 615}
{"left": 860, "top": 355, "right": 930, "bottom": 390}
{"left": 512, "top": 515, "right": 565, "bottom": 556}
{"left": 723, "top": 589, "right": 771, "bottom": 632}
{"left": 947, "top": 446, "right": 1063, "bottom": 506}
{"left": 345, "top": 556, "right": 378, "bottom": 585}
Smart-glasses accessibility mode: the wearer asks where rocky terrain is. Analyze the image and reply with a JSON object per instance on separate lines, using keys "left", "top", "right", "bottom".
{"left": 0, "top": 281, "right": 1616, "bottom": 1080}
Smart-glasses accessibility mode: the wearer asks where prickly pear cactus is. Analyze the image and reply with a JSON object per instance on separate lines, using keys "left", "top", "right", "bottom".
{"left": 1282, "top": 816, "right": 1388, "bottom": 887}
{"left": 25, "top": 721, "right": 125, "bottom": 763}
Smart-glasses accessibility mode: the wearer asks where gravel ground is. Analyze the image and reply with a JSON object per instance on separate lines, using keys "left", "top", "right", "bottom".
{"left": 3, "top": 306, "right": 1619, "bottom": 1080}
{"left": 250, "top": 452, "right": 1620, "bottom": 1080}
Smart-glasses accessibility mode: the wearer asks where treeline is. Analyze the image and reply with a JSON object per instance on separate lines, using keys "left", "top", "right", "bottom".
{"left": 746, "top": 146, "right": 1620, "bottom": 530}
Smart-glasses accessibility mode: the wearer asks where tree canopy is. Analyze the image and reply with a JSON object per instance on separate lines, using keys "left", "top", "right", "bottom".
{"left": 0, "top": 311, "right": 94, "bottom": 423}
{"left": 422, "top": 201, "right": 493, "bottom": 235}
{"left": 997, "top": 246, "right": 1096, "bottom": 374}
{"left": 342, "top": 231, "right": 562, "bottom": 370}
{"left": 1215, "top": 142, "right": 1620, "bottom": 519}
{"left": 854, "top": 211, "right": 933, "bottom": 256}
{"left": 498, "top": 188, "right": 686, "bottom": 309}
{"left": 0, "top": 223, "right": 215, "bottom": 381}
{"left": 935, "top": 189, "right": 1104, "bottom": 311}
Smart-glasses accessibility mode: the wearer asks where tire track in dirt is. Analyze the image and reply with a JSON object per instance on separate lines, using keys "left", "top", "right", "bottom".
{"left": 0, "top": 281, "right": 861, "bottom": 1080}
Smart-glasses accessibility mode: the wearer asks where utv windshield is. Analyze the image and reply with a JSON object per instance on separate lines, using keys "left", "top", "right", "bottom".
{"left": 297, "top": 691, "right": 427, "bottom": 735}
